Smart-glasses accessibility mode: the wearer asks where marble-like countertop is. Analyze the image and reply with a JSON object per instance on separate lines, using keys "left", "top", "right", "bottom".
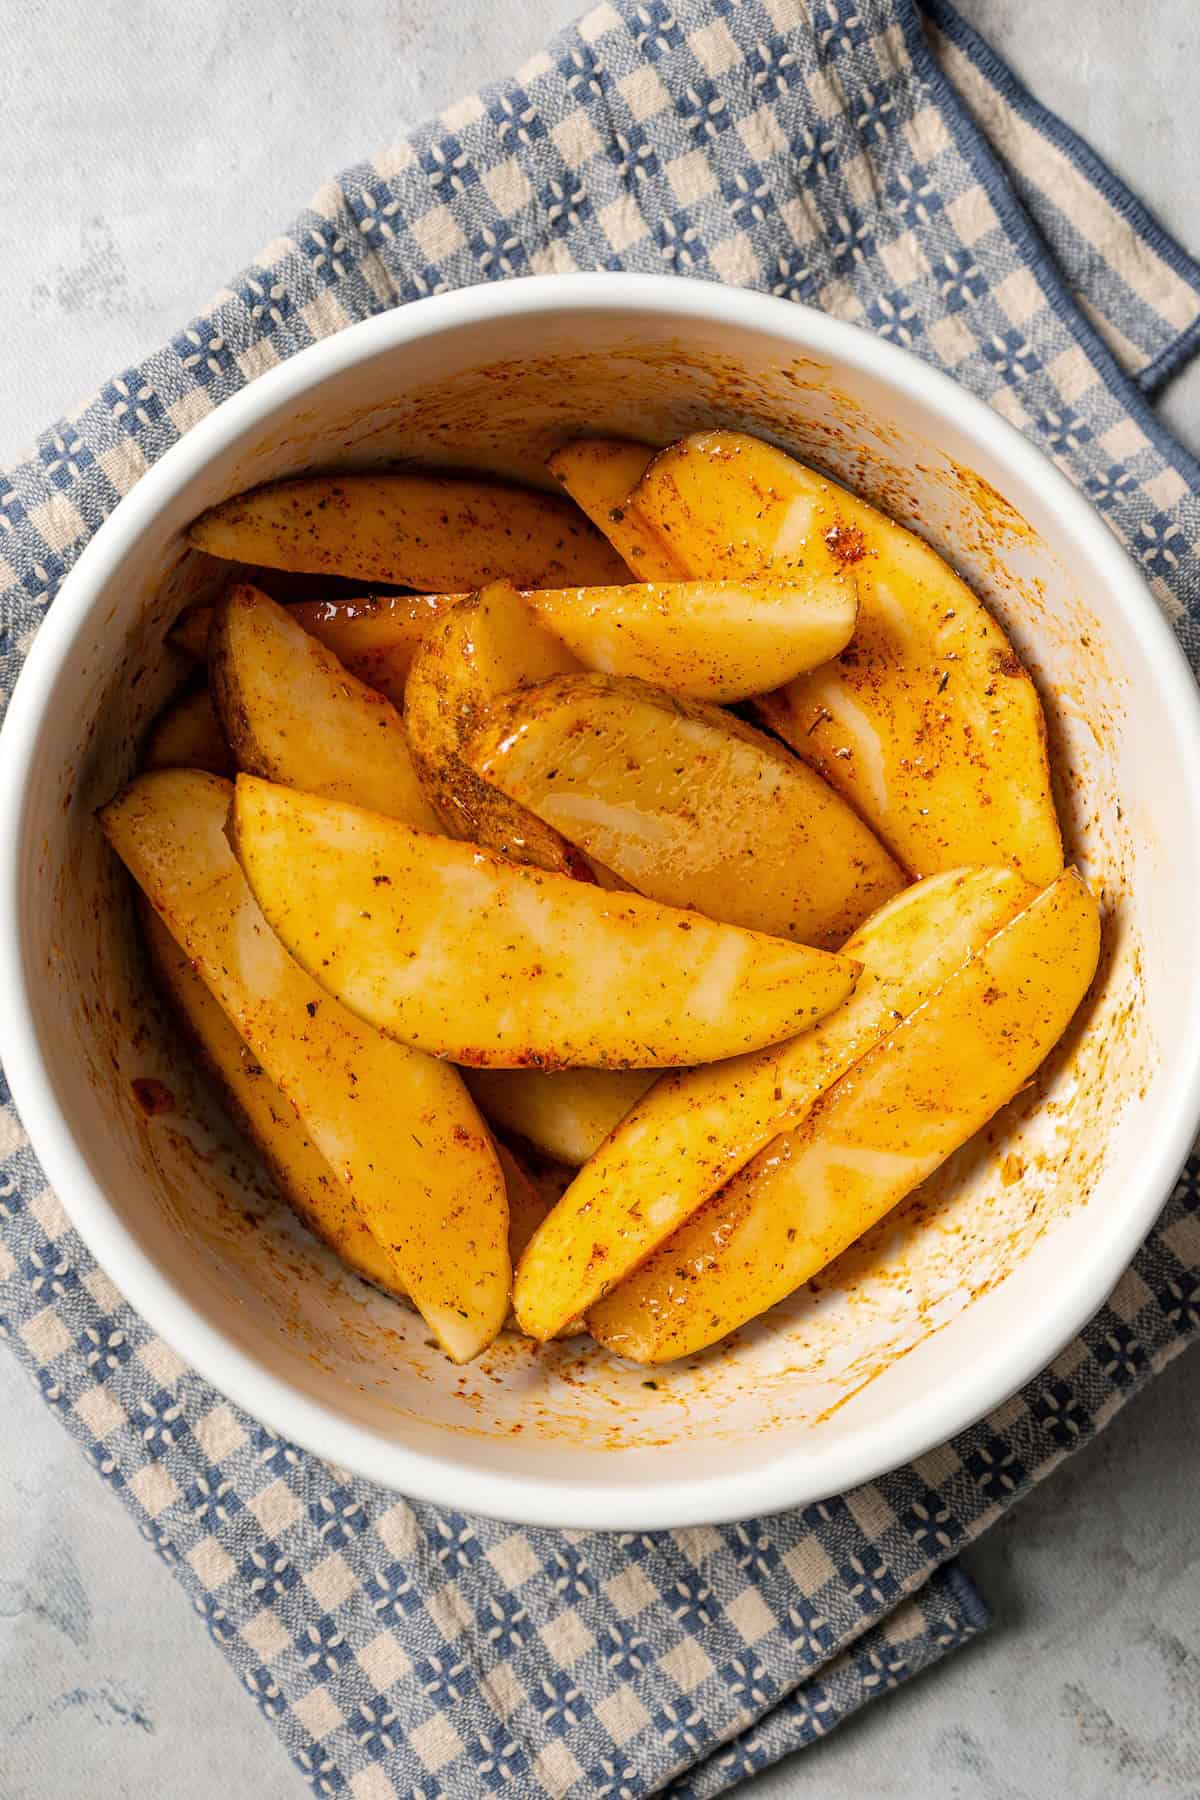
{"left": 1, "top": 3, "right": 1198, "bottom": 1795}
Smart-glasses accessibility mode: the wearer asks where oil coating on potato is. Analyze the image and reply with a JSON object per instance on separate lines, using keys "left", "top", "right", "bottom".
{"left": 209, "top": 585, "right": 441, "bottom": 830}
{"left": 630, "top": 430, "right": 1064, "bottom": 884}
{"left": 464, "top": 1066, "right": 656, "bottom": 1166}
{"left": 230, "top": 775, "right": 862, "bottom": 1069}
{"left": 547, "top": 439, "right": 682, "bottom": 578}
{"left": 470, "top": 672, "right": 904, "bottom": 948}
{"left": 513, "top": 866, "right": 1035, "bottom": 1340}
{"left": 188, "top": 472, "right": 631, "bottom": 589}
{"left": 589, "top": 868, "right": 1099, "bottom": 1362}
{"left": 100, "top": 770, "right": 509, "bottom": 1363}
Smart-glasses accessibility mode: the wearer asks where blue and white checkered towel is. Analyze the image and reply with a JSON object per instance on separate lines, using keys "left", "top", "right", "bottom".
{"left": 3, "top": 3, "right": 1200, "bottom": 1794}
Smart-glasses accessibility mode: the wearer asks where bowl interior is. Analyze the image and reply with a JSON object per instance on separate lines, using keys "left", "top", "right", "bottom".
{"left": 9, "top": 288, "right": 1199, "bottom": 1525}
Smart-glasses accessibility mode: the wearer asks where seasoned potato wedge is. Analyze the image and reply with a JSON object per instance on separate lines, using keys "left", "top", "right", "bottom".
{"left": 631, "top": 430, "right": 1063, "bottom": 883}
{"left": 590, "top": 868, "right": 1099, "bottom": 1362}
{"left": 143, "top": 685, "right": 233, "bottom": 777}
{"left": 547, "top": 440, "right": 681, "bottom": 578}
{"left": 142, "top": 904, "right": 403, "bottom": 1295}
{"left": 100, "top": 771, "right": 509, "bottom": 1362}
{"left": 470, "top": 673, "right": 903, "bottom": 948}
{"left": 404, "top": 580, "right": 588, "bottom": 871}
{"left": 169, "top": 605, "right": 213, "bottom": 660}
{"left": 209, "top": 585, "right": 440, "bottom": 830}
{"left": 515, "top": 867, "right": 1034, "bottom": 1339}
{"left": 188, "top": 474, "right": 630, "bottom": 589}
{"left": 231, "top": 776, "right": 861, "bottom": 1068}
{"left": 465, "top": 1067, "right": 656, "bottom": 1166}
{"left": 525, "top": 573, "right": 857, "bottom": 703}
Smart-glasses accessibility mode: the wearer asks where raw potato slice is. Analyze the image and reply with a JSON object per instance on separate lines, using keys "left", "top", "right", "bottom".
{"left": 547, "top": 440, "right": 681, "bottom": 578}
{"left": 590, "top": 868, "right": 1100, "bottom": 1363}
{"left": 188, "top": 474, "right": 630, "bottom": 589}
{"left": 403, "top": 581, "right": 588, "bottom": 872}
{"left": 143, "top": 686, "right": 233, "bottom": 777}
{"left": 515, "top": 867, "right": 1033, "bottom": 1340}
{"left": 631, "top": 430, "right": 1064, "bottom": 883}
{"left": 230, "top": 775, "right": 861, "bottom": 1069}
{"left": 471, "top": 673, "right": 904, "bottom": 948}
{"left": 141, "top": 904, "right": 403, "bottom": 1296}
{"left": 209, "top": 585, "right": 441, "bottom": 831}
{"left": 465, "top": 1067, "right": 656, "bottom": 1166}
{"left": 525, "top": 573, "right": 857, "bottom": 703}
{"left": 100, "top": 770, "right": 508, "bottom": 1362}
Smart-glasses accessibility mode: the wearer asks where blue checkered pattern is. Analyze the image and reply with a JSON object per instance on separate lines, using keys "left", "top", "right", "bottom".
{"left": 2, "top": 2, "right": 1200, "bottom": 1794}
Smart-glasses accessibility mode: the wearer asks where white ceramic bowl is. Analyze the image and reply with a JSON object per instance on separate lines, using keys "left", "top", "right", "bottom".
{"left": 4, "top": 274, "right": 1200, "bottom": 1530}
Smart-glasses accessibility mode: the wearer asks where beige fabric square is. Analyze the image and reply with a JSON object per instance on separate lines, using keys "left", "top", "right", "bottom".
{"left": 532, "top": 1741, "right": 583, "bottom": 1800}
{"left": 690, "top": 20, "right": 741, "bottom": 74}
{"left": 236, "top": 339, "right": 281, "bottom": 383}
{"left": 168, "top": 389, "right": 214, "bottom": 435}
{"left": 659, "top": 1638, "right": 714, "bottom": 1693}
{"left": 139, "top": 1338, "right": 186, "bottom": 1387}
{"left": 427, "top": 1580, "right": 473, "bottom": 1643}
{"left": 241, "top": 1608, "right": 291, "bottom": 1664}
{"left": 376, "top": 1500, "right": 419, "bottom": 1559}
{"left": 302, "top": 290, "right": 353, "bottom": 341}
{"left": 409, "top": 1714, "right": 463, "bottom": 1774}
{"left": 599, "top": 194, "right": 650, "bottom": 254}
{"left": 0, "top": 1113, "right": 28, "bottom": 1159}
{"left": 74, "top": 1386, "right": 126, "bottom": 1441}
{"left": 1047, "top": 343, "right": 1101, "bottom": 404}
{"left": 294, "top": 1685, "right": 344, "bottom": 1742}
{"left": 673, "top": 1525, "right": 722, "bottom": 1567}
{"left": 27, "top": 496, "right": 86, "bottom": 555}
{"left": 1101, "top": 417, "right": 1150, "bottom": 461}
{"left": 530, "top": 241, "right": 579, "bottom": 276}
{"left": 480, "top": 1661, "right": 525, "bottom": 1721}
{"left": 667, "top": 150, "right": 718, "bottom": 208}
{"left": 780, "top": 194, "right": 821, "bottom": 246}
{"left": 928, "top": 313, "right": 977, "bottom": 365}
{"left": 552, "top": 112, "right": 604, "bottom": 170}
{"left": 518, "top": 50, "right": 553, "bottom": 84}
{"left": 483, "top": 158, "right": 534, "bottom": 218}
{"left": 619, "top": 65, "right": 670, "bottom": 122}
{"left": 846, "top": 1486, "right": 895, "bottom": 1541}
{"left": 711, "top": 233, "right": 761, "bottom": 286}
{"left": 738, "top": 104, "right": 787, "bottom": 163}
{"left": 990, "top": 387, "right": 1031, "bottom": 431}
{"left": 411, "top": 205, "right": 467, "bottom": 264}
{"left": 20, "top": 1307, "right": 71, "bottom": 1365}
{"left": 883, "top": 1598, "right": 923, "bottom": 1646}
{"left": 305, "top": 1551, "right": 358, "bottom": 1612}
{"left": 487, "top": 1532, "right": 542, "bottom": 1591}
{"left": 806, "top": 68, "right": 845, "bottom": 123}
{"left": 725, "top": 1587, "right": 775, "bottom": 1644}
{"left": 604, "top": 1564, "right": 657, "bottom": 1619}
{"left": 1145, "top": 466, "right": 1190, "bottom": 512}
{"left": 249, "top": 1477, "right": 304, "bottom": 1537}
{"left": 0, "top": 1242, "right": 15, "bottom": 1283}
{"left": 129, "top": 1463, "right": 180, "bottom": 1520}
{"left": 1109, "top": 1266, "right": 1154, "bottom": 1322}
{"left": 83, "top": 1267, "right": 122, "bottom": 1313}
{"left": 372, "top": 144, "right": 416, "bottom": 181}
{"left": 761, "top": 0, "right": 805, "bottom": 26}
{"left": 946, "top": 185, "right": 1000, "bottom": 247}
{"left": 579, "top": 2, "right": 621, "bottom": 44}
{"left": 995, "top": 266, "right": 1042, "bottom": 325}
{"left": 816, "top": 275, "right": 865, "bottom": 319}
{"left": 913, "top": 1441, "right": 962, "bottom": 1488}
{"left": 879, "top": 229, "right": 930, "bottom": 287}
{"left": 358, "top": 1632, "right": 412, "bottom": 1693}
{"left": 841, "top": 152, "right": 879, "bottom": 211}
{"left": 187, "top": 1536, "right": 236, "bottom": 1591}
{"left": 440, "top": 93, "right": 485, "bottom": 133}
{"left": 0, "top": 555, "right": 20, "bottom": 596}
{"left": 873, "top": 19, "right": 911, "bottom": 75}
{"left": 594, "top": 1684, "right": 651, "bottom": 1747}
{"left": 905, "top": 106, "right": 952, "bottom": 164}
{"left": 100, "top": 437, "right": 148, "bottom": 498}
{"left": 193, "top": 1403, "right": 247, "bottom": 1465}
{"left": 783, "top": 1536, "right": 837, "bottom": 1594}
{"left": 1162, "top": 1212, "right": 1200, "bottom": 1267}
{"left": 1051, "top": 1335, "right": 1091, "bottom": 1380}
{"left": 541, "top": 1610, "right": 594, "bottom": 1669}
{"left": 350, "top": 1768, "right": 399, "bottom": 1800}
{"left": 28, "top": 1180, "right": 69, "bottom": 1238}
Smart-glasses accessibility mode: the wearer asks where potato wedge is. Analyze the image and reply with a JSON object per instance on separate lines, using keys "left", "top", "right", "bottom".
{"left": 547, "top": 440, "right": 682, "bottom": 578}
{"left": 141, "top": 903, "right": 403, "bottom": 1296}
{"left": 515, "top": 867, "right": 1034, "bottom": 1339}
{"left": 169, "top": 606, "right": 213, "bottom": 660}
{"left": 524, "top": 573, "right": 857, "bottom": 703}
{"left": 209, "top": 585, "right": 441, "bottom": 831}
{"left": 465, "top": 1067, "right": 656, "bottom": 1166}
{"left": 230, "top": 775, "right": 861, "bottom": 1068}
{"left": 188, "top": 474, "right": 630, "bottom": 589}
{"left": 100, "top": 770, "right": 508, "bottom": 1362}
{"left": 403, "top": 580, "right": 588, "bottom": 872}
{"left": 590, "top": 868, "right": 1099, "bottom": 1362}
{"left": 143, "top": 685, "right": 233, "bottom": 777}
{"left": 631, "top": 430, "right": 1063, "bottom": 883}
{"left": 470, "top": 673, "right": 903, "bottom": 948}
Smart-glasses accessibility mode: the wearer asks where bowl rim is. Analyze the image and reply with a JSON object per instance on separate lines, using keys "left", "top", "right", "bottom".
{"left": 3, "top": 270, "right": 1200, "bottom": 1529}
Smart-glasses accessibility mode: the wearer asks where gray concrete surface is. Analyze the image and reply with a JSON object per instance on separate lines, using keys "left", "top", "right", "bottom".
{"left": 1, "top": 2, "right": 1198, "bottom": 1795}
